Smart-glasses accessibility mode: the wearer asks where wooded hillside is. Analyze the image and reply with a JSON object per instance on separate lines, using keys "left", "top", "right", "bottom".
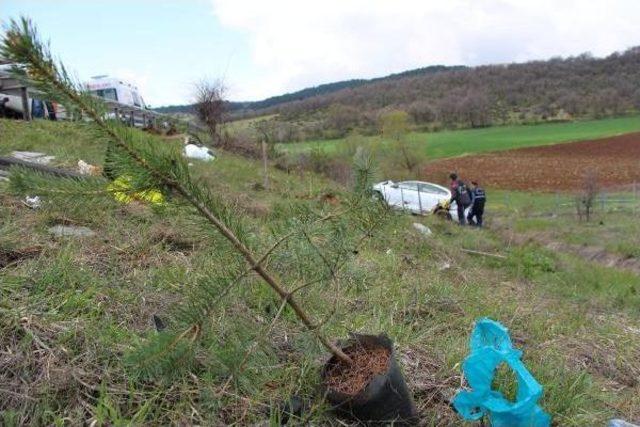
{"left": 158, "top": 47, "right": 640, "bottom": 142}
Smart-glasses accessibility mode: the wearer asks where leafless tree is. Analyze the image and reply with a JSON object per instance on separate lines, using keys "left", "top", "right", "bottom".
{"left": 193, "top": 79, "right": 226, "bottom": 146}
{"left": 576, "top": 169, "right": 599, "bottom": 221}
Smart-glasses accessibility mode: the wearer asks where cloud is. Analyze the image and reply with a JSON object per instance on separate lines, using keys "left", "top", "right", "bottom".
{"left": 211, "top": 0, "right": 640, "bottom": 101}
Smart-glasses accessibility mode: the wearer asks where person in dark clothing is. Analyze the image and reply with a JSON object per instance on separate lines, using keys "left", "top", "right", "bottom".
{"left": 0, "top": 97, "right": 9, "bottom": 118}
{"left": 467, "top": 181, "right": 486, "bottom": 227}
{"left": 449, "top": 172, "right": 471, "bottom": 225}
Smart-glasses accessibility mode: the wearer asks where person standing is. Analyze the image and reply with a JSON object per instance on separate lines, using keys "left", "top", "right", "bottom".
{"left": 467, "top": 181, "right": 486, "bottom": 227}
{"left": 449, "top": 172, "right": 471, "bottom": 225}
{"left": 0, "top": 97, "right": 9, "bottom": 118}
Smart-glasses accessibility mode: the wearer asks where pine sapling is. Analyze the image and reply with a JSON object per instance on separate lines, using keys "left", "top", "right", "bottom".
{"left": 1, "top": 17, "right": 353, "bottom": 364}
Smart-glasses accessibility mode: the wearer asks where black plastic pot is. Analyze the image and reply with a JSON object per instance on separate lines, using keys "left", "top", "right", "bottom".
{"left": 321, "top": 334, "right": 417, "bottom": 425}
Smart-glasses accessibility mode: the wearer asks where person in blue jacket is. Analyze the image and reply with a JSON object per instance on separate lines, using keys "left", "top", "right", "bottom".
{"left": 467, "top": 181, "right": 486, "bottom": 227}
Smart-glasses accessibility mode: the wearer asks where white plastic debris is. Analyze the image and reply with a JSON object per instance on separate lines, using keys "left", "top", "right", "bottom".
{"left": 48, "top": 225, "right": 96, "bottom": 238}
{"left": 11, "top": 151, "right": 55, "bottom": 165}
{"left": 184, "top": 144, "right": 215, "bottom": 161}
{"left": 23, "top": 195, "right": 42, "bottom": 209}
{"left": 438, "top": 262, "right": 452, "bottom": 271}
{"left": 609, "top": 420, "right": 640, "bottom": 427}
{"left": 412, "top": 222, "right": 432, "bottom": 236}
{"left": 77, "top": 159, "right": 100, "bottom": 175}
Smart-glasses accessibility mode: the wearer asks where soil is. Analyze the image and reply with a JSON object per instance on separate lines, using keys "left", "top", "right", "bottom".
{"left": 0, "top": 246, "right": 42, "bottom": 268}
{"left": 423, "top": 132, "right": 640, "bottom": 191}
{"left": 324, "top": 345, "right": 390, "bottom": 395}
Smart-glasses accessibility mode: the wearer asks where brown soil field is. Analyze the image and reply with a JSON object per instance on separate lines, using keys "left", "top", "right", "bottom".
{"left": 422, "top": 132, "right": 640, "bottom": 191}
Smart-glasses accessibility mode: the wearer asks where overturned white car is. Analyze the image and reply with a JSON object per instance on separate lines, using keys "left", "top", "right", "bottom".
{"left": 372, "top": 180, "right": 467, "bottom": 220}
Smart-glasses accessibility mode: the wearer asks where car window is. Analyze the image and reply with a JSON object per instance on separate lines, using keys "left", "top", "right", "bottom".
{"left": 399, "top": 182, "right": 419, "bottom": 191}
{"left": 418, "top": 183, "right": 449, "bottom": 195}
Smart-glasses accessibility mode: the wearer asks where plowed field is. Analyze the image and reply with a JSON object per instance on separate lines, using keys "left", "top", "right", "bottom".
{"left": 423, "top": 132, "right": 640, "bottom": 190}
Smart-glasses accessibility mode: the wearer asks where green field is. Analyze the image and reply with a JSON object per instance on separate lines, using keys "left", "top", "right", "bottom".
{"left": 1, "top": 119, "right": 639, "bottom": 425}
{"left": 278, "top": 115, "right": 640, "bottom": 159}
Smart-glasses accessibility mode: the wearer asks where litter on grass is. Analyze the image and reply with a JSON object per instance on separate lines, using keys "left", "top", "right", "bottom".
{"left": 23, "top": 195, "right": 42, "bottom": 209}
{"left": 48, "top": 225, "right": 96, "bottom": 238}
{"left": 609, "top": 420, "right": 640, "bottom": 427}
{"left": 412, "top": 222, "right": 432, "bottom": 236}
{"left": 11, "top": 151, "right": 55, "bottom": 165}
{"left": 77, "top": 159, "right": 101, "bottom": 176}
{"left": 453, "top": 318, "right": 550, "bottom": 427}
{"left": 107, "top": 175, "right": 164, "bottom": 205}
{"left": 184, "top": 144, "right": 215, "bottom": 161}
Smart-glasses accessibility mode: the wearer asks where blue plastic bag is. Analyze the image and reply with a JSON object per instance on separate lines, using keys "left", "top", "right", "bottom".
{"left": 452, "top": 318, "right": 551, "bottom": 427}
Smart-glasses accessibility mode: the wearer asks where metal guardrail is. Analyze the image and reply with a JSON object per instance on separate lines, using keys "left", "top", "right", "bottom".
{"left": 0, "top": 66, "right": 205, "bottom": 132}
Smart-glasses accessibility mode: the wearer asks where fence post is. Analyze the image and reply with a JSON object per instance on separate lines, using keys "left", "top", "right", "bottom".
{"left": 400, "top": 187, "right": 405, "bottom": 212}
{"left": 634, "top": 181, "right": 638, "bottom": 214}
{"left": 113, "top": 107, "right": 119, "bottom": 122}
{"left": 130, "top": 111, "right": 135, "bottom": 127}
{"left": 417, "top": 186, "right": 423, "bottom": 214}
{"left": 262, "top": 139, "right": 269, "bottom": 190}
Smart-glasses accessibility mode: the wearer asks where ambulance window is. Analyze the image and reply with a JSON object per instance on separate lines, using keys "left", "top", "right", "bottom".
{"left": 132, "top": 91, "right": 142, "bottom": 107}
{"left": 92, "top": 88, "right": 118, "bottom": 101}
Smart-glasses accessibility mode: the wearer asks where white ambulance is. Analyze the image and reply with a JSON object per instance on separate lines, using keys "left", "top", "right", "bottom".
{"left": 85, "top": 75, "right": 147, "bottom": 109}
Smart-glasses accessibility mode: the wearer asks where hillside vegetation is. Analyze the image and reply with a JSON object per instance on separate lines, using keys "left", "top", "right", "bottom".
{"left": 165, "top": 47, "right": 640, "bottom": 144}
{"left": 154, "top": 65, "right": 463, "bottom": 115}
{"left": 1, "top": 119, "right": 639, "bottom": 425}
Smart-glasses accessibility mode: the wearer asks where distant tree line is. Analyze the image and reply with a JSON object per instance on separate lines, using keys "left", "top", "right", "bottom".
{"left": 255, "top": 47, "right": 639, "bottom": 142}
{"left": 154, "top": 65, "right": 462, "bottom": 115}
{"left": 160, "top": 47, "right": 640, "bottom": 143}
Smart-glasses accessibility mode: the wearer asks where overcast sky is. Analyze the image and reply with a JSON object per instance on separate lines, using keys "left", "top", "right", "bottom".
{"left": 3, "top": 0, "right": 640, "bottom": 106}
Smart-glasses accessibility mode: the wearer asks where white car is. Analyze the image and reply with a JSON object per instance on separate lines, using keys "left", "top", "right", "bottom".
{"left": 372, "top": 180, "right": 468, "bottom": 220}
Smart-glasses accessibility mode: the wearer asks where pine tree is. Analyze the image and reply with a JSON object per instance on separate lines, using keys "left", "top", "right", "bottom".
{"left": 1, "top": 17, "right": 387, "bottom": 375}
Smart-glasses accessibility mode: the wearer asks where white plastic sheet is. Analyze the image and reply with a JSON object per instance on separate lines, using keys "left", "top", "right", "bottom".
{"left": 184, "top": 144, "right": 215, "bottom": 161}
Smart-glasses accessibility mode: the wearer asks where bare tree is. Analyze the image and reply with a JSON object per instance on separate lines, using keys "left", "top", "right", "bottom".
{"left": 576, "top": 169, "right": 599, "bottom": 221}
{"left": 379, "top": 110, "right": 422, "bottom": 174}
{"left": 193, "top": 79, "right": 226, "bottom": 146}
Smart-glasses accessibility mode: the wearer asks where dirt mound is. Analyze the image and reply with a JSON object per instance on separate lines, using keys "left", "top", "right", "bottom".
{"left": 423, "top": 132, "right": 640, "bottom": 191}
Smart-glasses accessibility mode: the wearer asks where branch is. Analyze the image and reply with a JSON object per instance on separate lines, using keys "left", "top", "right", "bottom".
{"left": 2, "top": 19, "right": 353, "bottom": 363}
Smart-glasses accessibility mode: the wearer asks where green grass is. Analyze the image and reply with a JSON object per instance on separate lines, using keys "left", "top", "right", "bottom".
{"left": 223, "top": 114, "right": 278, "bottom": 135}
{"left": 278, "top": 115, "right": 640, "bottom": 159}
{"left": 1, "top": 118, "right": 639, "bottom": 425}
{"left": 488, "top": 188, "right": 640, "bottom": 259}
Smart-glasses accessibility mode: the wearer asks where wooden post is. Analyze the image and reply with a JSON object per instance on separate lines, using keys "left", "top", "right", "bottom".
{"left": 130, "top": 111, "right": 135, "bottom": 127}
{"left": 142, "top": 113, "right": 147, "bottom": 128}
{"left": 20, "top": 86, "right": 31, "bottom": 121}
{"left": 262, "top": 139, "right": 269, "bottom": 190}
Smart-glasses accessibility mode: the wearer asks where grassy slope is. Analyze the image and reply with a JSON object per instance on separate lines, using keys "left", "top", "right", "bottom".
{"left": 279, "top": 115, "right": 640, "bottom": 158}
{"left": 489, "top": 189, "right": 640, "bottom": 258}
{"left": 1, "top": 119, "right": 639, "bottom": 425}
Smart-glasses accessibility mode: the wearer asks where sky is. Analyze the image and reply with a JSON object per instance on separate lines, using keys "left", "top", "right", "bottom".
{"left": 3, "top": 0, "right": 640, "bottom": 107}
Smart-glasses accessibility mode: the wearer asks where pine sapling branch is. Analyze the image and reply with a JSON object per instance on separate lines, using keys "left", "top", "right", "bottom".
{"left": 1, "top": 17, "right": 352, "bottom": 364}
